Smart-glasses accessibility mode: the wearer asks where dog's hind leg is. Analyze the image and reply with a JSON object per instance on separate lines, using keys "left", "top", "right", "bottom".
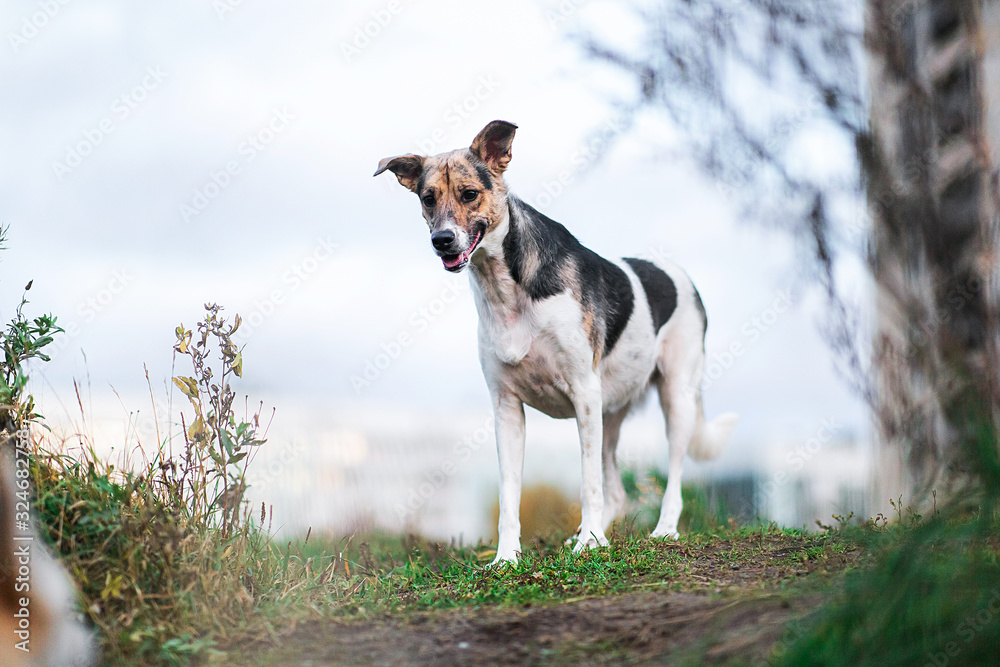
{"left": 492, "top": 392, "right": 526, "bottom": 565}
{"left": 650, "top": 365, "right": 701, "bottom": 539}
{"left": 601, "top": 406, "right": 629, "bottom": 531}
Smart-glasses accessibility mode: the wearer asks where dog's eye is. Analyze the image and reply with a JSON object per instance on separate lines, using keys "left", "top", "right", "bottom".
{"left": 461, "top": 190, "right": 478, "bottom": 203}
{"left": 422, "top": 195, "right": 436, "bottom": 208}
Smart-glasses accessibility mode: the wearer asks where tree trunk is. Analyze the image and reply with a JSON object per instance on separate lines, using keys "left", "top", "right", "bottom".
{"left": 865, "top": 0, "right": 1000, "bottom": 503}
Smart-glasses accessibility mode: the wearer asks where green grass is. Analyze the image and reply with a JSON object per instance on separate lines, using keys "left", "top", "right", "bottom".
{"left": 47, "top": 429, "right": 991, "bottom": 666}
{"left": 25, "top": 425, "right": 869, "bottom": 665}
{"left": 30, "top": 438, "right": 996, "bottom": 666}
{"left": 773, "top": 411, "right": 1000, "bottom": 667}
{"left": 210, "top": 520, "right": 867, "bottom": 666}
{"left": 272, "top": 521, "right": 861, "bottom": 619}
{"left": 29, "top": 406, "right": 992, "bottom": 667}
{"left": 775, "top": 510, "right": 1000, "bottom": 667}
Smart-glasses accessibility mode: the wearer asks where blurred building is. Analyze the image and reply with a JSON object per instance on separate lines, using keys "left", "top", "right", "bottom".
{"left": 696, "top": 435, "right": 872, "bottom": 530}
{"left": 243, "top": 411, "right": 872, "bottom": 539}
{"left": 243, "top": 416, "right": 498, "bottom": 541}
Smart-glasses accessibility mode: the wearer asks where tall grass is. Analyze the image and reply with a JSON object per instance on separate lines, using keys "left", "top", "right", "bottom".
{"left": 0, "top": 224, "right": 62, "bottom": 435}
{"left": 24, "top": 305, "right": 346, "bottom": 664}
{"left": 777, "top": 513, "right": 999, "bottom": 666}
{"left": 775, "top": 413, "right": 1000, "bottom": 666}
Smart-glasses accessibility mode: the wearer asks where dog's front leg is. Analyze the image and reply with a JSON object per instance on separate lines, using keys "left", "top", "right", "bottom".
{"left": 574, "top": 379, "right": 608, "bottom": 552}
{"left": 492, "top": 391, "right": 526, "bottom": 566}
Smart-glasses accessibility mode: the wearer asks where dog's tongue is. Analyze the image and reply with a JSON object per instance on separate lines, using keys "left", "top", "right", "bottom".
{"left": 442, "top": 231, "right": 482, "bottom": 269}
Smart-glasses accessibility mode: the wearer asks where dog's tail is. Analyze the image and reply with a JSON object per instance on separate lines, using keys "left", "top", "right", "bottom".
{"left": 687, "top": 404, "right": 739, "bottom": 462}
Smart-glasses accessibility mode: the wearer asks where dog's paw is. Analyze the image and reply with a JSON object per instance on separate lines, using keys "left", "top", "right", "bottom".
{"left": 488, "top": 549, "right": 520, "bottom": 568}
{"left": 571, "top": 531, "right": 609, "bottom": 553}
{"left": 649, "top": 529, "right": 680, "bottom": 540}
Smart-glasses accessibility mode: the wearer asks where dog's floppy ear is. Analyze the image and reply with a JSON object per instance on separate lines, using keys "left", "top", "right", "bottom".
{"left": 470, "top": 120, "right": 517, "bottom": 173}
{"left": 373, "top": 154, "right": 425, "bottom": 192}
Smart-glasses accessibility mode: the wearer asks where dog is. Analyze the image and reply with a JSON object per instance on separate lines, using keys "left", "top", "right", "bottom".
{"left": 0, "top": 447, "right": 96, "bottom": 666}
{"left": 375, "top": 120, "right": 738, "bottom": 564}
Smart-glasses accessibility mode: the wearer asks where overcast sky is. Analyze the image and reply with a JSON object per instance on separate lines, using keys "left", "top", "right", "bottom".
{"left": 1, "top": 1, "right": 869, "bottom": 472}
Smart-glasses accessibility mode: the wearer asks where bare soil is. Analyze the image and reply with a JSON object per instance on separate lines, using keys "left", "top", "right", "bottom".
{"left": 244, "top": 588, "right": 822, "bottom": 666}
{"left": 228, "top": 541, "right": 857, "bottom": 665}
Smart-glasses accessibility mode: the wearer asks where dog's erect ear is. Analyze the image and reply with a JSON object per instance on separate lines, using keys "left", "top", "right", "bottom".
{"left": 373, "top": 154, "right": 425, "bottom": 192}
{"left": 470, "top": 120, "right": 517, "bottom": 173}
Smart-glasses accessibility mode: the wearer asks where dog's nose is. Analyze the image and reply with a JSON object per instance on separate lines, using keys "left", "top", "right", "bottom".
{"left": 431, "top": 230, "right": 456, "bottom": 251}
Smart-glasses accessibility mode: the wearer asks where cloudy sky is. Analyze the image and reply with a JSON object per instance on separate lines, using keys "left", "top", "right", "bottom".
{"left": 1, "top": 1, "right": 870, "bottom": 533}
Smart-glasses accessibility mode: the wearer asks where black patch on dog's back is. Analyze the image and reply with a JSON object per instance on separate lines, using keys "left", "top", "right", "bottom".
{"left": 504, "top": 197, "right": 634, "bottom": 356}
{"left": 585, "top": 252, "right": 633, "bottom": 356}
{"left": 623, "top": 258, "right": 677, "bottom": 333}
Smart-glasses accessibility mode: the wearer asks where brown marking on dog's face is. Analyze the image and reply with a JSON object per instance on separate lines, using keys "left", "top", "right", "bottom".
{"left": 376, "top": 122, "right": 517, "bottom": 236}
{"left": 375, "top": 121, "right": 518, "bottom": 272}
{"left": 415, "top": 150, "right": 507, "bottom": 236}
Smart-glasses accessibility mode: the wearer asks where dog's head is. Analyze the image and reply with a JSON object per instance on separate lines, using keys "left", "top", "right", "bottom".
{"left": 374, "top": 120, "right": 517, "bottom": 273}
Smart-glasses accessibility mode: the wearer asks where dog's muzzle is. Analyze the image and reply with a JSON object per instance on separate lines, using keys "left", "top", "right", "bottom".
{"left": 431, "top": 225, "right": 485, "bottom": 273}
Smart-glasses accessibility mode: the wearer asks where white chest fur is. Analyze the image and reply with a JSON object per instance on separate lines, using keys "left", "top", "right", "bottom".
{"left": 478, "top": 290, "right": 535, "bottom": 365}
{"left": 472, "top": 282, "right": 598, "bottom": 418}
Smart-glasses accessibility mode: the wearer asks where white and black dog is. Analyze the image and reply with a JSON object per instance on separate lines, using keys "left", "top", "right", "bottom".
{"left": 375, "top": 120, "right": 737, "bottom": 564}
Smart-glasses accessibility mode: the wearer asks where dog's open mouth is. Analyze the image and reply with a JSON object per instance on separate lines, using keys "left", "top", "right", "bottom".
{"left": 441, "top": 229, "right": 484, "bottom": 272}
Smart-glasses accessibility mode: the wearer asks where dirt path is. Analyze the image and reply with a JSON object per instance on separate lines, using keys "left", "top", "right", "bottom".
{"left": 237, "top": 588, "right": 820, "bottom": 665}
